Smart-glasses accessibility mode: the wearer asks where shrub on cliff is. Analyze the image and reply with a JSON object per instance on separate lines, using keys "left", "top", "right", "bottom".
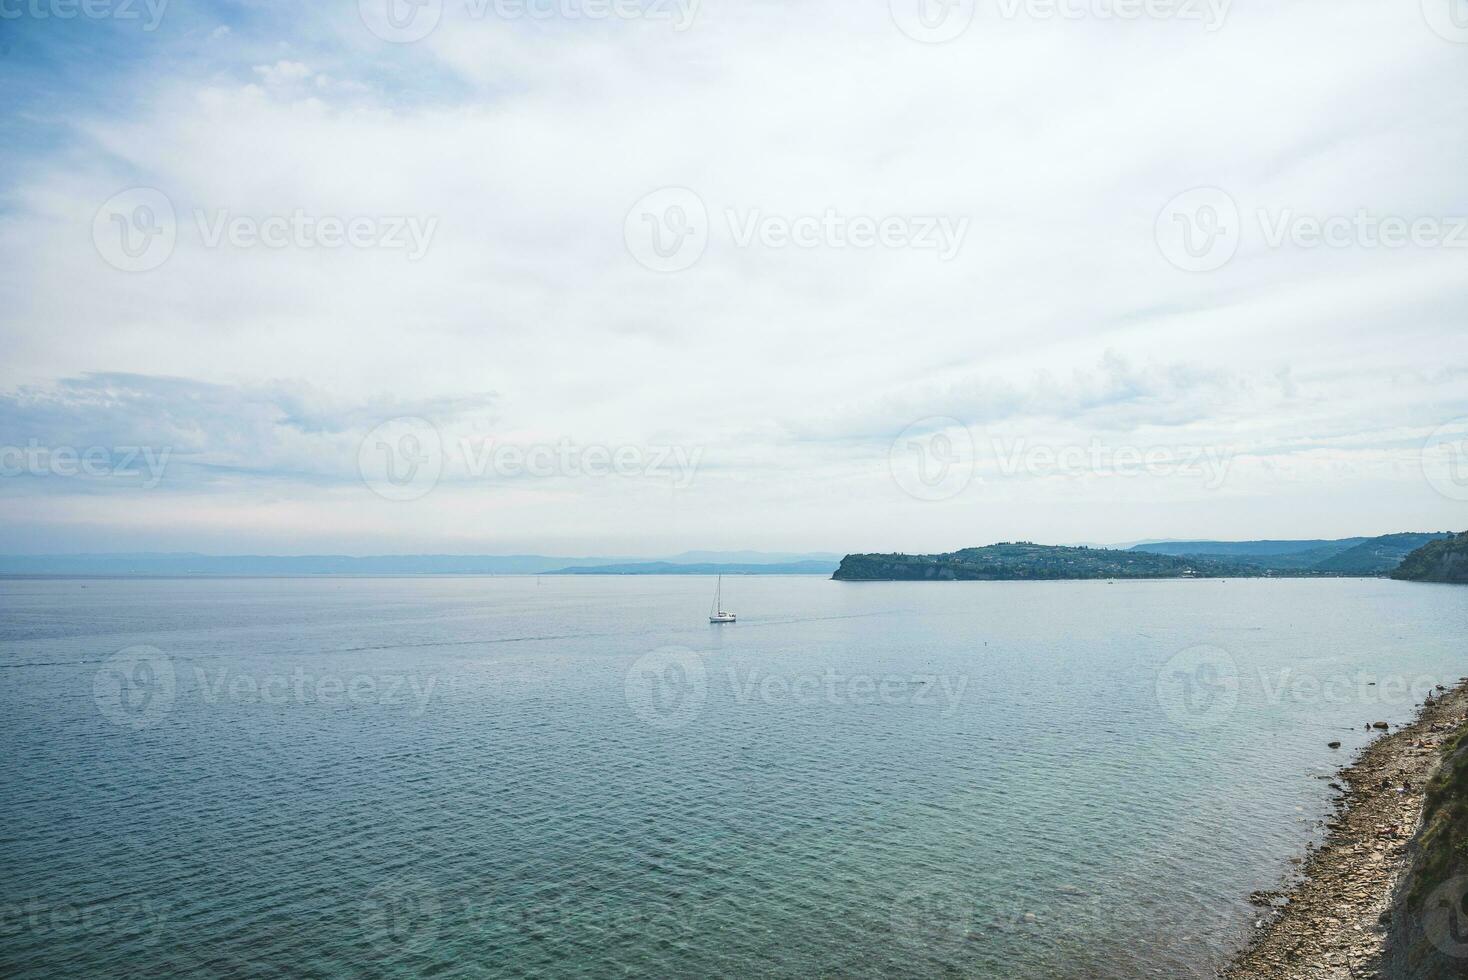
{"left": 1392, "top": 532, "right": 1468, "bottom": 584}
{"left": 1410, "top": 730, "right": 1468, "bottom": 909}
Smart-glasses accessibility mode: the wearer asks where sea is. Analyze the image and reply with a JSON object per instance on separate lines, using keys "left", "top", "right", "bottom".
{"left": 2, "top": 575, "right": 1465, "bottom": 978}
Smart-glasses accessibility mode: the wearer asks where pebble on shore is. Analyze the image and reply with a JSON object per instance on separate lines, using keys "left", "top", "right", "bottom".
{"left": 1223, "top": 682, "right": 1468, "bottom": 980}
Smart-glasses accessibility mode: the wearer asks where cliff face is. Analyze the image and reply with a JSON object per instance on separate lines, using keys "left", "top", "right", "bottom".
{"left": 1380, "top": 733, "right": 1468, "bottom": 979}
{"left": 1391, "top": 532, "right": 1468, "bottom": 584}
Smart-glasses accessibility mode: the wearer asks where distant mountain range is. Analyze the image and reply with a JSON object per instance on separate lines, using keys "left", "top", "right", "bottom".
{"left": 1127, "top": 538, "right": 1368, "bottom": 557}
{"left": 548, "top": 560, "right": 838, "bottom": 576}
{"left": 0, "top": 551, "right": 841, "bottom": 577}
{"left": 1128, "top": 533, "right": 1452, "bottom": 575}
{"left": 4, "top": 537, "right": 1457, "bottom": 581}
{"left": 833, "top": 533, "right": 1457, "bottom": 582}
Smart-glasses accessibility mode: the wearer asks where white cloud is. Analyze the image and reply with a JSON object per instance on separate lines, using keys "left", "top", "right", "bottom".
{"left": 0, "top": 0, "right": 1465, "bottom": 552}
{"left": 252, "top": 59, "right": 314, "bottom": 87}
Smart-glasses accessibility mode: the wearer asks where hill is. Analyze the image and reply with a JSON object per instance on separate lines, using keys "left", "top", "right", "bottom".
{"left": 1390, "top": 532, "right": 1468, "bottom": 584}
{"left": 1131, "top": 538, "right": 1366, "bottom": 558}
{"left": 836, "top": 535, "right": 1457, "bottom": 582}
{"left": 1131, "top": 533, "right": 1450, "bottom": 575}
{"left": 1312, "top": 534, "right": 1452, "bottom": 574}
{"left": 832, "top": 543, "right": 1242, "bottom": 581}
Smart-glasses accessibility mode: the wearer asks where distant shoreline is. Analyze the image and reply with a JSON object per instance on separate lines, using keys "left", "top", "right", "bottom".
{"left": 0, "top": 553, "right": 840, "bottom": 577}
{"left": 0, "top": 575, "right": 1183, "bottom": 582}
{"left": 832, "top": 535, "right": 1453, "bottom": 582}
{"left": 0, "top": 571, "right": 834, "bottom": 580}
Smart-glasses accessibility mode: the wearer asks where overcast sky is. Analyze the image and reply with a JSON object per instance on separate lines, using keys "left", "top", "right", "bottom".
{"left": 1, "top": 0, "right": 1465, "bottom": 556}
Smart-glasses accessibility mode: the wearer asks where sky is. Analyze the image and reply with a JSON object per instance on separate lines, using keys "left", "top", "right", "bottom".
{"left": 0, "top": 0, "right": 1466, "bottom": 557}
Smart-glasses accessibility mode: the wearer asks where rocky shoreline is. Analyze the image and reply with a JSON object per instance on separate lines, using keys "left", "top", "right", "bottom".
{"left": 1223, "top": 680, "right": 1468, "bottom": 979}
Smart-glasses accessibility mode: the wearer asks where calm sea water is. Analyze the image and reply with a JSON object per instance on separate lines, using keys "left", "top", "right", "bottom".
{"left": 2, "top": 575, "right": 1466, "bottom": 978}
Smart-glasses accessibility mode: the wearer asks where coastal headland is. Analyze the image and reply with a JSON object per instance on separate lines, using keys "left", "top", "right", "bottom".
{"left": 831, "top": 535, "right": 1452, "bottom": 582}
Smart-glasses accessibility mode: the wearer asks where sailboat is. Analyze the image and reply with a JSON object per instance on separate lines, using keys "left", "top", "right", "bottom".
{"left": 709, "top": 574, "right": 736, "bottom": 623}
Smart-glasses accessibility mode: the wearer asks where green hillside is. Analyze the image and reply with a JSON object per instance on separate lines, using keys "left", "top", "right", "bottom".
{"left": 1131, "top": 538, "right": 1364, "bottom": 558}
{"left": 1132, "top": 533, "right": 1449, "bottom": 575}
{"left": 837, "top": 534, "right": 1456, "bottom": 582}
{"left": 1313, "top": 533, "right": 1451, "bottom": 574}
{"left": 1391, "top": 532, "right": 1468, "bottom": 584}
{"left": 833, "top": 543, "right": 1241, "bottom": 581}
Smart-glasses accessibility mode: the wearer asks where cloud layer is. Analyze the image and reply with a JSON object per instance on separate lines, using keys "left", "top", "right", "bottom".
{"left": 0, "top": 0, "right": 1465, "bottom": 553}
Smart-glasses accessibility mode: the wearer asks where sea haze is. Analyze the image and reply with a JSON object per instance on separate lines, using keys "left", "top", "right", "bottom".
{"left": 2, "top": 576, "right": 1465, "bottom": 978}
{"left": 0, "top": 552, "right": 840, "bottom": 577}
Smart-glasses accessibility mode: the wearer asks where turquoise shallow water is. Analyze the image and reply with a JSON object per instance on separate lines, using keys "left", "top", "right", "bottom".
{"left": 2, "top": 575, "right": 1466, "bottom": 978}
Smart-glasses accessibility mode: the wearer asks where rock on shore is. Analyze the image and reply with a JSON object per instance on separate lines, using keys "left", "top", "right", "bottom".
{"left": 1224, "top": 682, "right": 1468, "bottom": 980}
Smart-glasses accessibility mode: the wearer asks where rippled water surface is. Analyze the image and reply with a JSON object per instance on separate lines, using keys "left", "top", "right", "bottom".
{"left": 2, "top": 576, "right": 1466, "bottom": 978}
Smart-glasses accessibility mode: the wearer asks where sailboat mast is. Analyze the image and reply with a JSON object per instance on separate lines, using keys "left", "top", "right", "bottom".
{"left": 707, "top": 572, "right": 735, "bottom": 623}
